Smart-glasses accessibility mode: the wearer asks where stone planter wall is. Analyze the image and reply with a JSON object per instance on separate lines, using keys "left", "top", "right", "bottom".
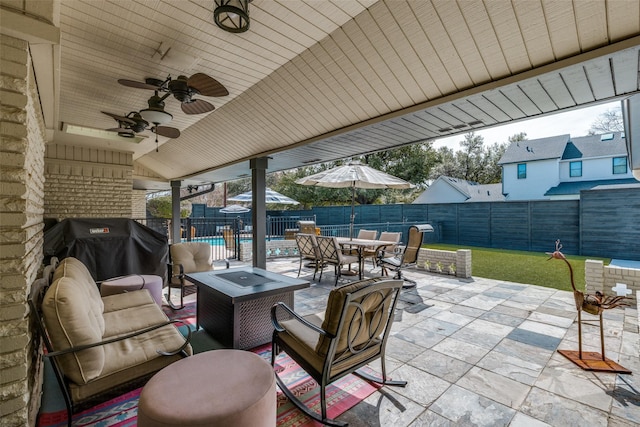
{"left": 585, "top": 260, "right": 639, "bottom": 304}
{"left": 238, "top": 239, "right": 299, "bottom": 262}
{"left": 416, "top": 248, "right": 472, "bottom": 278}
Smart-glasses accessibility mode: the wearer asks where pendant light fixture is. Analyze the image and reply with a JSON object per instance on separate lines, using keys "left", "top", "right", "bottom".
{"left": 214, "top": 0, "right": 252, "bottom": 33}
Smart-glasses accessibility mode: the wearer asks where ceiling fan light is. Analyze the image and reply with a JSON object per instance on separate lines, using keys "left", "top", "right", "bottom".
{"left": 214, "top": 0, "right": 251, "bottom": 33}
{"left": 140, "top": 108, "right": 173, "bottom": 125}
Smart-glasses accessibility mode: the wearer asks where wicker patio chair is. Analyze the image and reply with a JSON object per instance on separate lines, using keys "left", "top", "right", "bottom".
{"left": 271, "top": 277, "right": 406, "bottom": 427}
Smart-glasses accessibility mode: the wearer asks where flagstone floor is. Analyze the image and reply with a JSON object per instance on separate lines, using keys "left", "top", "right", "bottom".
{"left": 245, "top": 257, "right": 640, "bottom": 427}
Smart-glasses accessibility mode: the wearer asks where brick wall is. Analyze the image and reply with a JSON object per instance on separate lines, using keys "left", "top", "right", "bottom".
{"left": 132, "top": 189, "right": 147, "bottom": 218}
{"left": 0, "top": 34, "right": 47, "bottom": 427}
{"left": 44, "top": 145, "right": 134, "bottom": 219}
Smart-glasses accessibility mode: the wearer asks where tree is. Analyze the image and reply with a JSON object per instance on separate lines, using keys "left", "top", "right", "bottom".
{"left": 588, "top": 108, "right": 623, "bottom": 134}
{"left": 430, "top": 132, "right": 511, "bottom": 184}
{"left": 147, "top": 196, "right": 191, "bottom": 218}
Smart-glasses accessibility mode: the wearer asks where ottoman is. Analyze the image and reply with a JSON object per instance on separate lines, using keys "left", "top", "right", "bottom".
{"left": 100, "top": 274, "right": 163, "bottom": 307}
{"left": 137, "top": 350, "right": 276, "bottom": 427}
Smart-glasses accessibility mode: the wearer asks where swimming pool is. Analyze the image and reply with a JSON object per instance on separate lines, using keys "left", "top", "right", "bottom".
{"left": 191, "top": 236, "right": 283, "bottom": 246}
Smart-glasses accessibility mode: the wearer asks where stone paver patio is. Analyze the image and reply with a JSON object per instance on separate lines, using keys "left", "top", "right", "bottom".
{"left": 258, "top": 257, "right": 640, "bottom": 426}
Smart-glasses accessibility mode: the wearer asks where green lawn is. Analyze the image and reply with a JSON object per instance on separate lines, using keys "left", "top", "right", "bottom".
{"left": 425, "top": 244, "right": 610, "bottom": 292}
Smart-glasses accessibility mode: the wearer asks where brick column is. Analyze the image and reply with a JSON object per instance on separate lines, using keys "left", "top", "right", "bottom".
{"left": 456, "top": 249, "right": 472, "bottom": 278}
{"left": 0, "top": 34, "right": 47, "bottom": 427}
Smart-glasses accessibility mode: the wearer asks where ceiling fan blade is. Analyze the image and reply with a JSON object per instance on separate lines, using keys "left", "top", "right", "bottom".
{"left": 188, "top": 73, "right": 229, "bottom": 97}
{"left": 102, "top": 111, "right": 136, "bottom": 124}
{"left": 117, "top": 78, "right": 159, "bottom": 90}
{"left": 182, "top": 99, "right": 215, "bottom": 115}
{"left": 155, "top": 126, "right": 181, "bottom": 139}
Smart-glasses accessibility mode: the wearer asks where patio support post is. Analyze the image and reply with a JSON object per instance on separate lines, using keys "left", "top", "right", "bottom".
{"left": 251, "top": 157, "right": 268, "bottom": 269}
{"left": 171, "top": 180, "right": 181, "bottom": 244}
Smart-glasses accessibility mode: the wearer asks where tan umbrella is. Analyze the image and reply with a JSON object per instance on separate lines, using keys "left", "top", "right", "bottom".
{"left": 296, "top": 161, "right": 413, "bottom": 237}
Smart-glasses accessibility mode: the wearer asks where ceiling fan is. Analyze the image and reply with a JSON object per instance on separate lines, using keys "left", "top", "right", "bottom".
{"left": 117, "top": 73, "right": 229, "bottom": 115}
{"left": 102, "top": 110, "right": 180, "bottom": 151}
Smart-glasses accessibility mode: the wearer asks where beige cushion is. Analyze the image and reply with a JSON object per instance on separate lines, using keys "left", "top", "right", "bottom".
{"left": 53, "top": 257, "right": 104, "bottom": 322}
{"left": 316, "top": 277, "right": 386, "bottom": 356}
{"left": 42, "top": 276, "right": 106, "bottom": 384}
{"left": 170, "top": 243, "right": 213, "bottom": 274}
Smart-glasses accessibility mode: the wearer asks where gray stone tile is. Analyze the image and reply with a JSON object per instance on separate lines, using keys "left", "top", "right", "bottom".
{"left": 449, "top": 304, "right": 487, "bottom": 318}
{"left": 408, "top": 410, "right": 453, "bottom": 426}
{"left": 527, "top": 311, "right": 575, "bottom": 328}
{"left": 492, "top": 304, "right": 532, "bottom": 319}
{"left": 520, "top": 387, "right": 609, "bottom": 426}
{"left": 459, "top": 294, "right": 506, "bottom": 311}
{"left": 394, "top": 325, "right": 448, "bottom": 349}
{"left": 609, "top": 374, "right": 640, "bottom": 425}
{"left": 409, "top": 349, "right": 473, "bottom": 383}
{"left": 492, "top": 338, "right": 554, "bottom": 368}
{"left": 479, "top": 310, "right": 525, "bottom": 327}
{"left": 386, "top": 336, "right": 427, "bottom": 362}
{"left": 432, "top": 309, "right": 475, "bottom": 326}
{"left": 509, "top": 412, "right": 552, "bottom": 427}
{"left": 534, "top": 363, "right": 613, "bottom": 411}
{"left": 456, "top": 366, "right": 531, "bottom": 409}
{"left": 413, "top": 317, "right": 462, "bottom": 337}
{"left": 433, "top": 289, "right": 478, "bottom": 304}
{"left": 432, "top": 337, "right": 491, "bottom": 365}
{"left": 506, "top": 328, "right": 562, "bottom": 352}
{"left": 339, "top": 388, "right": 426, "bottom": 427}
{"left": 476, "top": 349, "right": 545, "bottom": 386}
{"left": 430, "top": 385, "right": 516, "bottom": 426}
{"left": 391, "top": 364, "right": 452, "bottom": 406}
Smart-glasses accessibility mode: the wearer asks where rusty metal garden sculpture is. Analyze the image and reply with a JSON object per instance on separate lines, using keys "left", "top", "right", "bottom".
{"left": 548, "top": 240, "right": 631, "bottom": 373}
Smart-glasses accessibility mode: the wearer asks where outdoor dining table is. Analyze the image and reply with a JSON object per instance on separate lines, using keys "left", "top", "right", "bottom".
{"left": 336, "top": 237, "right": 396, "bottom": 279}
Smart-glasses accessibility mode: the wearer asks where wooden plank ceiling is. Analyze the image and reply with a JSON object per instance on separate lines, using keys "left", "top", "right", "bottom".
{"left": 51, "top": 0, "right": 640, "bottom": 189}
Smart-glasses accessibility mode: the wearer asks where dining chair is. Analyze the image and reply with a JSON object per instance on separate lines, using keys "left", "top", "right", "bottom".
{"left": 295, "top": 233, "right": 322, "bottom": 280}
{"left": 315, "top": 236, "right": 360, "bottom": 285}
{"left": 166, "top": 242, "right": 214, "bottom": 309}
{"left": 363, "top": 231, "right": 401, "bottom": 268}
{"left": 271, "top": 277, "right": 406, "bottom": 427}
{"left": 344, "top": 229, "right": 378, "bottom": 266}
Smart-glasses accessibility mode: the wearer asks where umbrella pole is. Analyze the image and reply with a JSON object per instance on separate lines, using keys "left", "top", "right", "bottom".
{"left": 350, "top": 185, "right": 355, "bottom": 239}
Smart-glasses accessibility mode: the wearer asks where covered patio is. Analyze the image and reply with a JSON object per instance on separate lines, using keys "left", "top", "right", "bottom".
{"left": 3, "top": 1, "right": 640, "bottom": 425}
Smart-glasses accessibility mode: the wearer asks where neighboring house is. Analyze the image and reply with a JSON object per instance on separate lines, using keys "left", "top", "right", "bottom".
{"left": 498, "top": 132, "right": 639, "bottom": 200}
{"left": 412, "top": 176, "right": 505, "bottom": 204}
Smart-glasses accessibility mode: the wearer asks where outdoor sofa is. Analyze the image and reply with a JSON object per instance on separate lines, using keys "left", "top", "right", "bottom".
{"left": 32, "top": 257, "right": 192, "bottom": 426}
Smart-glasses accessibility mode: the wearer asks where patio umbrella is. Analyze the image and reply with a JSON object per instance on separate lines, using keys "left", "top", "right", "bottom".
{"left": 227, "top": 187, "right": 300, "bottom": 205}
{"left": 296, "top": 161, "right": 413, "bottom": 237}
{"left": 219, "top": 204, "right": 250, "bottom": 214}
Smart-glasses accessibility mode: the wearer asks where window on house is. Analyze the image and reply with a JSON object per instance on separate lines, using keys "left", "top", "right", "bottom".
{"left": 569, "top": 161, "right": 582, "bottom": 177}
{"left": 613, "top": 157, "right": 627, "bottom": 174}
{"left": 517, "top": 163, "right": 526, "bottom": 179}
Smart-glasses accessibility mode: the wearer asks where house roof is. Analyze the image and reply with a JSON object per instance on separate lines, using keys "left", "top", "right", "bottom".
{"left": 412, "top": 176, "right": 504, "bottom": 203}
{"left": 497, "top": 135, "right": 570, "bottom": 165}
{"left": 544, "top": 178, "right": 640, "bottom": 196}
{"left": 561, "top": 132, "right": 628, "bottom": 160}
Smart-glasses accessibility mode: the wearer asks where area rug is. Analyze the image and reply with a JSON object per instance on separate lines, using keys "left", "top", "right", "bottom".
{"left": 38, "top": 302, "right": 381, "bottom": 427}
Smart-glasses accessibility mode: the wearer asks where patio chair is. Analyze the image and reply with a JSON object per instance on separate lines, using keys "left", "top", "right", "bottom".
{"left": 295, "top": 233, "right": 322, "bottom": 280}
{"left": 343, "top": 229, "right": 378, "bottom": 268}
{"left": 166, "top": 242, "right": 214, "bottom": 310}
{"left": 378, "top": 224, "right": 432, "bottom": 288}
{"left": 363, "top": 231, "right": 401, "bottom": 268}
{"left": 271, "top": 277, "right": 407, "bottom": 427}
{"left": 316, "top": 236, "right": 360, "bottom": 286}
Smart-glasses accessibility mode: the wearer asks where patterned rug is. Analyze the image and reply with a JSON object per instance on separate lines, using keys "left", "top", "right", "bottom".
{"left": 38, "top": 302, "right": 381, "bottom": 427}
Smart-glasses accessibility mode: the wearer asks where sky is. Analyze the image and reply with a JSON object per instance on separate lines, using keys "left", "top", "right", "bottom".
{"left": 432, "top": 100, "right": 621, "bottom": 150}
